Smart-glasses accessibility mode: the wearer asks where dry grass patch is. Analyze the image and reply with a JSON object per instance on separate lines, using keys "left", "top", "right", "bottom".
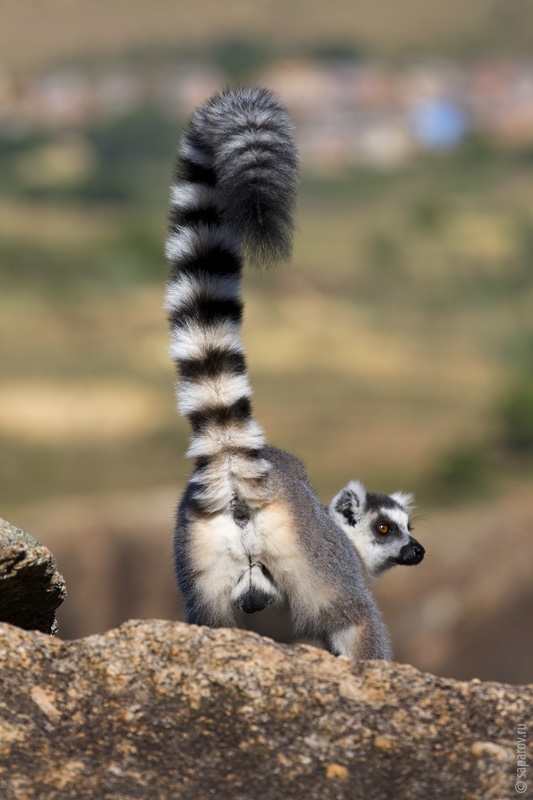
{"left": 0, "top": 200, "right": 117, "bottom": 246}
{"left": 0, "top": 380, "right": 165, "bottom": 443}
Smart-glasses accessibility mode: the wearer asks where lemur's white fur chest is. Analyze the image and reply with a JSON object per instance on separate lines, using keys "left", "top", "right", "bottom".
{"left": 189, "top": 499, "right": 335, "bottom": 626}
{"left": 189, "top": 512, "right": 254, "bottom": 596}
{"left": 189, "top": 501, "right": 289, "bottom": 585}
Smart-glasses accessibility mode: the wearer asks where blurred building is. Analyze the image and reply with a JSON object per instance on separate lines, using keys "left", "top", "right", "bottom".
{"left": 2, "top": 56, "right": 533, "bottom": 167}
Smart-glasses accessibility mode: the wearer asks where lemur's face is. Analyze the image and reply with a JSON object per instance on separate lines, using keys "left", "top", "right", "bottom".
{"left": 329, "top": 480, "right": 425, "bottom": 578}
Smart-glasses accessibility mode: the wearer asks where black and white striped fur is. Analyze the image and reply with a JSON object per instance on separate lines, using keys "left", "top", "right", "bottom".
{"left": 166, "top": 88, "right": 391, "bottom": 660}
{"left": 165, "top": 87, "right": 297, "bottom": 515}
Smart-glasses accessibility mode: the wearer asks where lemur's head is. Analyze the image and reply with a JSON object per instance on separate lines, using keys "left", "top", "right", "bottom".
{"left": 329, "top": 480, "right": 424, "bottom": 578}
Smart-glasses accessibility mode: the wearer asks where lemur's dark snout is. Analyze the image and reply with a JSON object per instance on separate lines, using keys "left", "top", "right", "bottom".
{"left": 397, "top": 537, "right": 425, "bottom": 566}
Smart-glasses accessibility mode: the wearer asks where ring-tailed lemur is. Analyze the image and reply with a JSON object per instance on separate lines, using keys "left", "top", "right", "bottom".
{"left": 328, "top": 482, "right": 425, "bottom": 579}
{"left": 165, "top": 87, "right": 417, "bottom": 660}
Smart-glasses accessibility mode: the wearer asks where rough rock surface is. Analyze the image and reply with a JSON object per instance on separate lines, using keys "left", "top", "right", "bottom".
{"left": 0, "top": 517, "right": 66, "bottom": 634}
{"left": 0, "top": 620, "right": 530, "bottom": 800}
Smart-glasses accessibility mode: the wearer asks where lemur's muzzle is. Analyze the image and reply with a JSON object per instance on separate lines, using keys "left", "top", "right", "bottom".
{"left": 396, "top": 537, "right": 425, "bottom": 566}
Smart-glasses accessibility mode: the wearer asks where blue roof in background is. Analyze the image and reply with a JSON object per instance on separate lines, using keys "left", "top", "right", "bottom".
{"left": 411, "top": 99, "right": 469, "bottom": 149}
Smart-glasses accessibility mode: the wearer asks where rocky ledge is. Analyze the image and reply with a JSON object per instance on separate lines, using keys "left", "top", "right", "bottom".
{"left": 0, "top": 517, "right": 66, "bottom": 634}
{"left": 0, "top": 619, "right": 529, "bottom": 800}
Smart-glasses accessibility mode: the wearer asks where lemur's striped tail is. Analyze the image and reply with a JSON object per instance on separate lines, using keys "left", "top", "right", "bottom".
{"left": 164, "top": 87, "right": 298, "bottom": 513}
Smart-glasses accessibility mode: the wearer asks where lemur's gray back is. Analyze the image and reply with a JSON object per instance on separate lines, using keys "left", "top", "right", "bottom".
{"left": 164, "top": 87, "right": 298, "bottom": 513}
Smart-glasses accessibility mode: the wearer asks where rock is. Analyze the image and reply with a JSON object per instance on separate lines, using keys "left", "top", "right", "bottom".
{"left": 0, "top": 619, "right": 529, "bottom": 800}
{"left": 0, "top": 518, "right": 66, "bottom": 634}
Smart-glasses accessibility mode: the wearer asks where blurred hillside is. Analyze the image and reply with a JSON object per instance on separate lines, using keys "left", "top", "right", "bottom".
{"left": 3, "top": 0, "right": 533, "bottom": 72}
{"left": 1, "top": 2, "right": 532, "bottom": 684}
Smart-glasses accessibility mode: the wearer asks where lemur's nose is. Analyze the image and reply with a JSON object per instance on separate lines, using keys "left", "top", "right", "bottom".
{"left": 412, "top": 543, "right": 425, "bottom": 561}
{"left": 398, "top": 538, "right": 425, "bottom": 565}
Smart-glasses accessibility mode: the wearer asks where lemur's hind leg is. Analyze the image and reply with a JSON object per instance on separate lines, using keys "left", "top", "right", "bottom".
{"left": 231, "top": 561, "right": 280, "bottom": 614}
{"left": 326, "top": 619, "right": 392, "bottom": 661}
{"left": 184, "top": 598, "right": 236, "bottom": 629}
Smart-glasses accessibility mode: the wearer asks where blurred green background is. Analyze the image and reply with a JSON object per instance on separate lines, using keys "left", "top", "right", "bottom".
{"left": 1, "top": 0, "right": 532, "bottom": 684}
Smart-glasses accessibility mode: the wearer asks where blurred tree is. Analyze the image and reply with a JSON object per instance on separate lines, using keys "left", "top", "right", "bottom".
{"left": 307, "top": 40, "right": 368, "bottom": 63}
{"left": 499, "top": 377, "right": 533, "bottom": 455}
{"left": 210, "top": 38, "right": 274, "bottom": 81}
{"left": 411, "top": 198, "right": 448, "bottom": 235}
{"left": 427, "top": 444, "right": 492, "bottom": 504}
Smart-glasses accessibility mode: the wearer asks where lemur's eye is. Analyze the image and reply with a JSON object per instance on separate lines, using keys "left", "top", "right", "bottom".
{"left": 378, "top": 523, "right": 389, "bottom": 534}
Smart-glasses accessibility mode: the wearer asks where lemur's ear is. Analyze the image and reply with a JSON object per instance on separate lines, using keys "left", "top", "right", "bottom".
{"left": 329, "top": 481, "right": 366, "bottom": 527}
{"left": 390, "top": 491, "right": 415, "bottom": 513}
